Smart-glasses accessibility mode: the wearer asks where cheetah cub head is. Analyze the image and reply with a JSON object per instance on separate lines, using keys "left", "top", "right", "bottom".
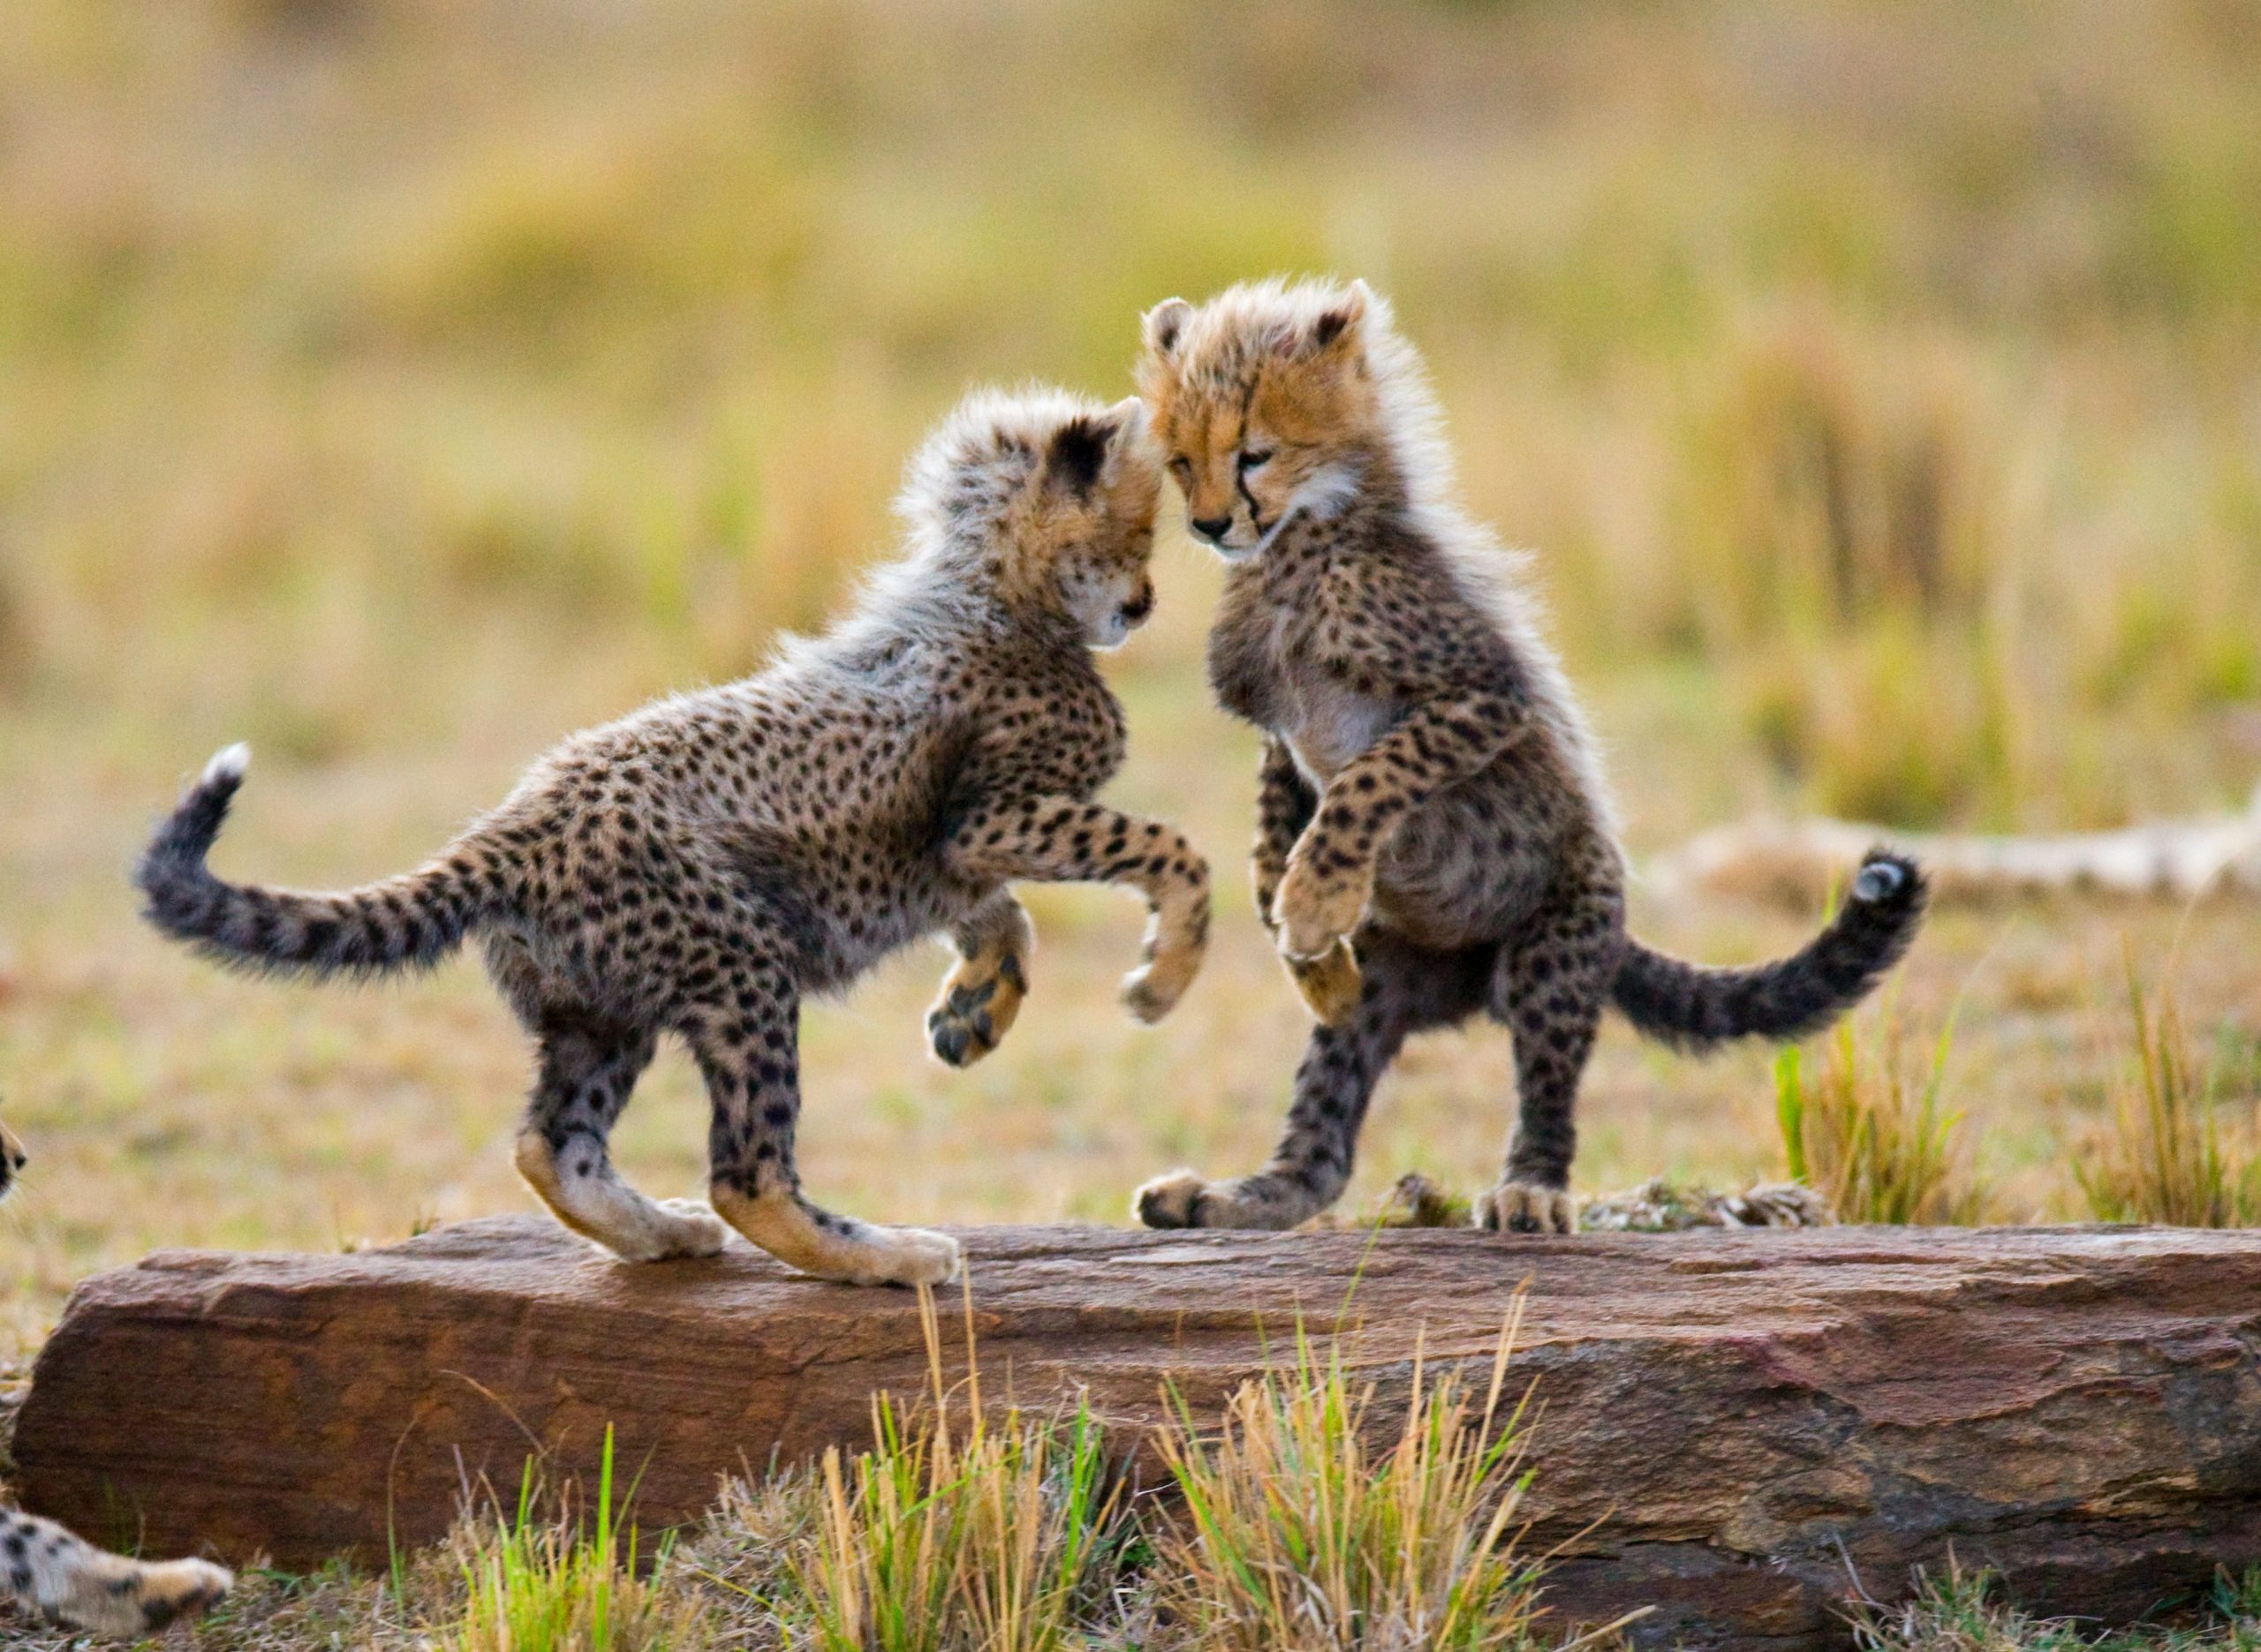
{"left": 1138, "top": 276, "right": 1403, "bottom": 564}
{"left": 904, "top": 388, "right": 1163, "bottom": 650}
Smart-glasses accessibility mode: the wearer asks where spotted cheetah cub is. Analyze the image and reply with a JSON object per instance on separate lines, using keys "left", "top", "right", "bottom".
{"left": 138, "top": 388, "right": 1207, "bottom": 1286}
{"left": 1132, "top": 278, "right": 1925, "bottom": 1235}
{"left": 0, "top": 1113, "right": 233, "bottom": 1634}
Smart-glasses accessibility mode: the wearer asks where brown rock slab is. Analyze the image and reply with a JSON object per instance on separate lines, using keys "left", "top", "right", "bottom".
{"left": 18, "top": 1218, "right": 2261, "bottom": 1648}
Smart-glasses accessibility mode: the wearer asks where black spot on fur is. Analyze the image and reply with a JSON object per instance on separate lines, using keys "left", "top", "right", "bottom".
{"left": 1044, "top": 415, "right": 1111, "bottom": 494}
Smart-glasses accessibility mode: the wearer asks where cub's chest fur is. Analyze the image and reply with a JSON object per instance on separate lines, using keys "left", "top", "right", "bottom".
{"left": 1282, "top": 672, "right": 1394, "bottom": 788}
{"left": 1206, "top": 568, "right": 1395, "bottom": 786}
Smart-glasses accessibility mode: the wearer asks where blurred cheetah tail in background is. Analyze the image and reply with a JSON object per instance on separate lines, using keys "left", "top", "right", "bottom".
{"left": 136, "top": 743, "right": 502, "bottom": 980}
{"left": 1613, "top": 849, "right": 1928, "bottom": 1050}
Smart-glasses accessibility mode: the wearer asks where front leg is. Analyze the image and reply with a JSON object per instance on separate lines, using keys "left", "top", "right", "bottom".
{"left": 1274, "top": 690, "right": 1526, "bottom": 962}
{"left": 926, "top": 890, "right": 1034, "bottom": 1067}
{"left": 1254, "top": 735, "right": 1364, "bottom": 1026}
{"left": 945, "top": 796, "right": 1211, "bottom": 1022}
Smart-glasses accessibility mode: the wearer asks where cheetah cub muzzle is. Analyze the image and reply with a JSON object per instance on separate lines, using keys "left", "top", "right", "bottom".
{"left": 136, "top": 388, "right": 1208, "bottom": 1287}
{"left": 0, "top": 1113, "right": 234, "bottom": 1634}
{"left": 1132, "top": 276, "right": 1926, "bottom": 1237}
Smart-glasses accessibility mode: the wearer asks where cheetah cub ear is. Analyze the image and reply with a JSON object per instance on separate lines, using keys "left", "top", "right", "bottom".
{"left": 1040, "top": 395, "right": 1147, "bottom": 498}
{"left": 1282, "top": 276, "right": 1372, "bottom": 360}
{"left": 1143, "top": 298, "right": 1192, "bottom": 359}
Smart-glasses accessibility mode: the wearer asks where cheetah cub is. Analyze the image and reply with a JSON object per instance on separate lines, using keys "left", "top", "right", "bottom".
{"left": 138, "top": 388, "right": 1208, "bottom": 1286}
{"left": 1132, "top": 278, "right": 1925, "bottom": 1236}
{"left": 0, "top": 1114, "right": 234, "bottom": 1634}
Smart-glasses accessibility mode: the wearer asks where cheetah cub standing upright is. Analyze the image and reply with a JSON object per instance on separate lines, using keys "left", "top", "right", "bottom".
{"left": 138, "top": 388, "right": 1208, "bottom": 1286}
{"left": 0, "top": 1114, "right": 233, "bottom": 1634}
{"left": 1131, "top": 278, "right": 1925, "bottom": 1235}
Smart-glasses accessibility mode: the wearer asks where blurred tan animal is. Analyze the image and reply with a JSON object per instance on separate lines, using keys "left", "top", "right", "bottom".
{"left": 136, "top": 388, "right": 1207, "bottom": 1288}
{"left": 0, "top": 1113, "right": 234, "bottom": 1635}
{"left": 1650, "top": 785, "right": 2261, "bottom": 909}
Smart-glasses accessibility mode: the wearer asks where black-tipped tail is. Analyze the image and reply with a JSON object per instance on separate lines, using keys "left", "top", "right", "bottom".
{"left": 136, "top": 743, "right": 492, "bottom": 979}
{"left": 1612, "top": 849, "right": 1928, "bottom": 1050}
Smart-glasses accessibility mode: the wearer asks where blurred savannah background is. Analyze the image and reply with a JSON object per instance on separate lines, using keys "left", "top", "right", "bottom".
{"left": 4, "top": 0, "right": 2260, "bottom": 1363}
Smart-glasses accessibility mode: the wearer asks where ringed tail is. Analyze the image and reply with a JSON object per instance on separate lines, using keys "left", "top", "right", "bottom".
{"left": 1612, "top": 849, "right": 1928, "bottom": 1050}
{"left": 136, "top": 743, "right": 499, "bottom": 979}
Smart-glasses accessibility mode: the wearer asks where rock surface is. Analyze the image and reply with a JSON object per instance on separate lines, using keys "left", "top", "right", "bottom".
{"left": 19, "top": 1218, "right": 2261, "bottom": 1648}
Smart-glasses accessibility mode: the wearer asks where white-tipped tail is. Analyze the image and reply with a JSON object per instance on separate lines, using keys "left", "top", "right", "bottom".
{"left": 202, "top": 743, "right": 251, "bottom": 786}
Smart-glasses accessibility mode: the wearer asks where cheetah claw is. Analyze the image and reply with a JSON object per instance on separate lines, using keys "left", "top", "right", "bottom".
{"left": 1476, "top": 1181, "right": 1579, "bottom": 1236}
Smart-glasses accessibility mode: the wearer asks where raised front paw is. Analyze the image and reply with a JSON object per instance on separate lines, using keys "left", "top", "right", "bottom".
{"left": 1272, "top": 852, "right": 1370, "bottom": 961}
{"left": 1121, "top": 933, "right": 1206, "bottom": 1023}
{"left": 1475, "top": 1180, "right": 1579, "bottom": 1236}
{"left": 1283, "top": 938, "right": 1363, "bottom": 1026}
{"left": 926, "top": 953, "right": 1026, "bottom": 1067}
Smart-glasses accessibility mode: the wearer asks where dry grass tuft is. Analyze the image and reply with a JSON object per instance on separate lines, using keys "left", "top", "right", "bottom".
{"left": 1775, "top": 1005, "right": 1986, "bottom": 1226}
{"left": 1150, "top": 1311, "right": 1604, "bottom": 1652}
{"left": 774, "top": 1289, "right": 1134, "bottom": 1652}
{"left": 2078, "top": 947, "right": 2261, "bottom": 1228}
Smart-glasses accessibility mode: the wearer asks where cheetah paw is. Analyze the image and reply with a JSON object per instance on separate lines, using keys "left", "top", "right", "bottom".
{"left": 837, "top": 1225, "right": 963, "bottom": 1288}
{"left": 136, "top": 1559, "right": 236, "bottom": 1633}
{"left": 1475, "top": 1181, "right": 1579, "bottom": 1236}
{"left": 1121, "top": 939, "right": 1205, "bottom": 1023}
{"left": 926, "top": 959, "right": 1025, "bottom": 1067}
{"left": 1132, "top": 1170, "right": 1297, "bottom": 1230}
{"left": 601, "top": 1198, "right": 730, "bottom": 1263}
{"left": 1273, "top": 855, "right": 1370, "bottom": 962}
{"left": 66, "top": 1558, "right": 233, "bottom": 1635}
{"left": 1133, "top": 1169, "right": 1211, "bottom": 1228}
{"left": 657, "top": 1197, "right": 733, "bottom": 1254}
{"left": 1283, "top": 938, "right": 1363, "bottom": 1026}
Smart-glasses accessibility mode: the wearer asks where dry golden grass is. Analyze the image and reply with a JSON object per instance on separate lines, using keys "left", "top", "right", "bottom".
{"left": 2, "top": 0, "right": 2259, "bottom": 1376}
{"left": 1150, "top": 1316, "right": 1574, "bottom": 1652}
{"left": 2078, "top": 947, "right": 2261, "bottom": 1226}
{"left": 1774, "top": 997, "right": 1988, "bottom": 1226}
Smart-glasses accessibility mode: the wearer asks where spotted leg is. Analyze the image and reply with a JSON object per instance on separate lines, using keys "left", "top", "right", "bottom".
{"left": 1476, "top": 879, "right": 1622, "bottom": 1235}
{"left": 941, "top": 796, "right": 1210, "bottom": 1023}
{"left": 1251, "top": 735, "right": 1364, "bottom": 1026}
{"left": 1135, "top": 932, "right": 1491, "bottom": 1229}
{"left": 513, "top": 1016, "right": 729, "bottom": 1263}
{"left": 692, "top": 959, "right": 960, "bottom": 1286}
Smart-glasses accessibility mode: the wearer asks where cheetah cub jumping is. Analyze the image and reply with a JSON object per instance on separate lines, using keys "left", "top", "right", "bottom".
{"left": 138, "top": 388, "right": 1207, "bottom": 1286}
{"left": 0, "top": 1115, "right": 233, "bottom": 1634}
{"left": 1132, "top": 278, "right": 1925, "bottom": 1235}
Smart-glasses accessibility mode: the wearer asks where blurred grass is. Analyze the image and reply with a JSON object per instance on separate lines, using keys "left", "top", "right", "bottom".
{"left": 2, "top": 0, "right": 2259, "bottom": 1354}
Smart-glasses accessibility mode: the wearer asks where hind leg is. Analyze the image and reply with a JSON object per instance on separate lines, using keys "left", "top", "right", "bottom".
{"left": 1135, "top": 933, "right": 1487, "bottom": 1230}
{"left": 1477, "top": 885, "right": 1622, "bottom": 1235}
{"left": 513, "top": 1017, "right": 728, "bottom": 1263}
{"left": 687, "top": 962, "right": 959, "bottom": 1287}
{"left": 3, "top": 1508, "right": 231, "bottom": 1635}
